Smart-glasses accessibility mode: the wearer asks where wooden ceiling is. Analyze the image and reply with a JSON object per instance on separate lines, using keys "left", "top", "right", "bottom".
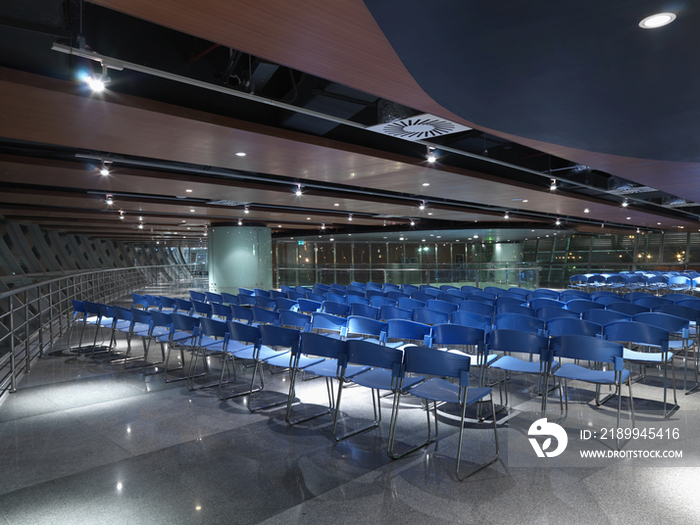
{"left": 0, "top": 1, "right": 696, "bottom": 244}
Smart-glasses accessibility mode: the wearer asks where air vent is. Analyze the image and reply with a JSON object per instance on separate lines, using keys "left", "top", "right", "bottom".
{"left": 367, "top": 113, "right": 471, "bottom": 141}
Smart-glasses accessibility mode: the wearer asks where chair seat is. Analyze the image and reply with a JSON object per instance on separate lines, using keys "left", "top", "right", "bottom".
{"left": 623, "top": 348, "right": 673, "bottom": 363}
{"left": 352, "top": 368, "right": 425, "bottom": 391}
{"left": 489, "top": 355, "right": 559, "bottom": 374}
{"left": 258, "top": 345, "right": 291, "bottom": 362}
{"left": 113, "top": 320, "right": 132, "bottom": 332}
{"left": 99, "top": 317, "right": 116, "bottom": 328}
{"left": 407, "top": 378, "right": 491, "bottom": 405}
{"left": 171, "top": 331, "right": 197, "bottom": 344}
{"left": 132, "top": 323, "right": 151, "bottom": 336}
{"left": 554, "top": 363, "right": 630, "bottom": 384}
{"left": 267, "top": 353, "right": 323, "bottom": 369}
{"left": 438, "top": 348, "right": 498, "bottom": 367}
{"left": 668, "top": 340, "right": 687, "bottom": 351}
{"left": 151, "top": 327, "right": 170, "bottom": 338}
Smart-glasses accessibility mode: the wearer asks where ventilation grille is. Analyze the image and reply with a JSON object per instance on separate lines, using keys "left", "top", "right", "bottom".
{"left": 367, "top": 113, "right": 471, "bottom": 141}
{"left": 208, "top": 200, "right": 248, "bottom": 206}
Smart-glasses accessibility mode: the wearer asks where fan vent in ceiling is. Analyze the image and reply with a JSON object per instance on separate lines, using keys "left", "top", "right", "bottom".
{"left": 208, "top": 200, "right": 248, "bottom": 206}
{"left": 367, "top": 113, "right": 471, "bottom": 141}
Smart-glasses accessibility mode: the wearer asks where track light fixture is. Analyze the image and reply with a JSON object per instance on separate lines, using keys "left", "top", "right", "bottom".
{"left": 550, "top": 178, "right": 557, "bottom": 191}
{"left": 321, "top": 223, "right": 326, "bottom": 230}
{"left": 137, "top": 223, "right": 144, "bottom": 229}
{"left": 419, "top": 200, "right": 426, "bottom": 210}
{"left": 556, "top": 218, "right": 561, "bottom": 226}
{"left": 410, "top": 219, "right": 415, "bottom": 226}
{"left": 99, "top": 161, "right": 110, "bottom": 176}
{"left": 85, "top": 63, "right": 111, "bottom": 92}
{"left": 295, "top": 184, "right": 303, "bottom": 197}
{"left": 238, "top": 218, "right": 242, "bottom": 226}
{"left": 427, "top": 146, "right": 436, "bottom": 163}
{"left": 105, "top": 195, "right": 113, "bottom": 205}
{"left": 348, "top": 214, "right": 353, "bottom": 221}
{"left": 622, "top": 201, "right": 629, "bottom": 207}
{"left": 504, "top": 211, "right": 509, "bottom": 219}
{"left": 244, "top": 206, "right": 250, "bottom": 214}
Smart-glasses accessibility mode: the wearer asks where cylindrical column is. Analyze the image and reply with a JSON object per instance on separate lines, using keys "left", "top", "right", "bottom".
{"left": 208, "top": 225, "right": 272, "bottom": 294}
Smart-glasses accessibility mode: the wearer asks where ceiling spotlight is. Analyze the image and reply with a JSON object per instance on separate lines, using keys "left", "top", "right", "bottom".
{"left": 637, "top": 228, "right": 641, "bottom": 233}
{"left": 321, "top": 223, "right": 326, "bottom": 230}
{"left": 244, "top": 206, "right": 250, "bottom": 214}
{"left": 348, "top": 214, "right": 353, "bottom": 221}
{"left": 295, "top": 184, "right": 303, "bottom": 197}
{"left": 639, "top": 12, "right": 676, "bottom": 29}
{"left": 85, "top": 64, "right": 110, "bottom": 93}
{"left": 550, "top": 179, "right": 557, "bottom": 191}
{"left": 410, "top": 219, "right": 415, "bottom": 226}
{"left": 419, "top": 201, "right": 426, "bottom": 210}
{"left": 190, "top": 209, "right": 195, "bottom": 213}
{"left": 426, "top": 145, "right": 436, "bottom": 163}
{"left": 139, "top": 216, "right": 143, "bottom": 221}
{"left": 137, "top": 223, "right": 144, "bottom": 229}
{"left": 422, "top": 182, "right": 430, "bottom": 187}
{"left": 99, "top": 160, "right": 110, "bottom": 176}
{"left": 584, "top": 208, "right": 590, "bottom": 213}
{"left": 238, "top": 218, "right": 242, "bottom": 226}
{"left": 185, "top": 189, "right": 193, "bottom": 193}
{"left": 622, "top": 201, "right": 629, "bottom": 207}
{"left": 235, "top": 152, "right": 246, "bottom": 157}
{"left": 105, "top": 195, "right": 113, "bottom": 205}
{"left": 556, "top": 218, "right": 561, "bottom": 226}
{"left": 504, "top": 212, "right": 509, "bottom": 219}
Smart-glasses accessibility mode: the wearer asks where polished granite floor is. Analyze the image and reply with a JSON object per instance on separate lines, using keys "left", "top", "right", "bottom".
{"left": 1, "top": 317, "right": 700, "bottom": 524}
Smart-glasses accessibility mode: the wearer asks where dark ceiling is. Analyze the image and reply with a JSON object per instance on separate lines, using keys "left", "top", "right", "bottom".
{"left": 0, "top": 0, "right": 697, "bottom": 246}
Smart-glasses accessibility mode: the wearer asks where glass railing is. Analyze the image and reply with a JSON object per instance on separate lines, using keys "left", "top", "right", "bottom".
{"left": 275, "top": 263, "right": 541, "bottom": 290}
{"left": 0, "top": 264, "right": 197, "bottom": 400}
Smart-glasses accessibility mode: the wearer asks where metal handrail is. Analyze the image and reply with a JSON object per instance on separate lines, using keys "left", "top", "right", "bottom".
{"left": 0, "top": 264, "right": 197, "bottom": 401}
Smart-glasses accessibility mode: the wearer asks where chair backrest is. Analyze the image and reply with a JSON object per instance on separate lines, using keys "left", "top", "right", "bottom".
{"left": 590, "top": 290, "right": 618, "bottom": 299}
{"left": 533, "top": 288, "right": 560, "bottom": 298}
{"left": 211, "top": 303, "right": 233, "bottom": 321}
{"left": 602, "top": 320, "right": 669, "bottom": 348}
{"left": 436, "top": 293, "right": 463, "bottom": 305}
{"left": 494, "top": 296, "right": 525, "bottom": 308}
{"left": 546, "top": 317, "right": 602, "bottom": 337}
{"left": 370, "top": 295, "right": 397, "bottom": 308}
{"left": 192, "top": 300, "right": 212, "bottom": 318}
{"left": 171, "top": 313, "right": 201, "bottom": 333}
{"left": 559, "top": 290, "right": 590, "bottom": 301}
{"left": 252, "top": 306, "right": 280, "bottom": 325}
{"left": 269, "top": 290, "right": 287, "bottom": 300}
{"left": 430, "top": 323, "right": 485, "bottom": 349}
{"left": 445, "top": 289, "right": 469, "bottom": 299}
{"left": 425, "top": 299, "right": 459, "bottom": 314}
{"left": 275, "top": 297, "right": 297, "bottom": 311}
{"left": 607, "top": 302, "right": 649, "bottom": 316}
{"left": 145, "top": 295, "right": 161, "bottom": 309}
{"left": 507, "top": 287, "right": 530, "bottom": 297}
{"left": 386, "top": 319, "right": 431, "bottom": 343}
{"left": 652, "top": 304, "right": 700, "bottom": 324}
{"left": 83, "top": 301, "right": 101, "bottom": 316}
{"left": 676, "top": 298, "right": 700, "bottom": 310}
{"left": 493, "top": 313, "right": 544, "bottom": 334}
{"left": 665, "top": 292, "right": 693, "bottom": 303}
{"left": 298, "top": 299, "right": 322, "bottom": 313}
{"left": 159, "top": 296, "right": 177, "bottom": 310}
{"left": 287, "top": 291, "right": 305, "bottom": 301}
{"left": 299, "top": 332, "right": 347, "bottom": 361}
{"left": 421, "top": 287, "right": 441, "bottom": 297}
{"left": 280, "top": 310, "right": 311, "bottom": 330}
{"left": 550, "top": 335, "right": 624, "bottom": 370}
{"left": 529, "top": 298, "right": 565, "bottom": 310}
{"left": 326, "top": 292, "right": 347, "bottom": 304}
{"left": 410, "top": 291, "right": 433, "bottom": 302}
{"left": 593, "top": 295, "right": 628, "bottom": 306}
{"left": 150, "top": 310, "right": 173, "bottom": 328}
{"left": 189, "top": 290, "right": 206, "bottom": 302}
{"left": 259, "top": 324, "right": 300, "bottom": 351}
{"left": 227, "top": 320, "right": 262, "bottom": 345}
{"left": 449, "top": 310, "right": 492, "bottom": 331}
{"left": 412, "top": 307, "right": 449, "bottom": 326}
{"left": 175, "top": 298, "right": 193, "bottom": 315}
{"left": 330, "top": 283, "right": 347, "bottom": 292}
{"left": 221, "top": 292, "right": 239, "bottom": 305}
{"left": 346, "top": 316, "right": 388, "bottom": 341}
{"left": 311, "top": 312, "right": 348, "bottom": 334}
{"left": 386, "top": 290, "right": 409, "bottom": 301}
{"left": 487, "top": 329, "right": 549, "bottom": 359}
{"left": 403, "top": 345, "right": 471, "bottom": 382}
{"left": 565, "top": 300, "right": 604, "bottom": 314}
{"left": 537, "top": 307, "right": 579, "bottom": 321}
{"left": 230, "top": 304, "right": 254, "bottom": 324}
{"left": 347, "top": 339, "right": 404, "bottom": 375}
{"left": 238, "top": 294, "right": 257, "bottom": 307}
{"left": 460, "top": 285, "right": 481, "bottom": 293}
{"left": 306, "top": 292, "right": 326, "bottom": 302}
{"left": 632, "top": 312, "right": 689, "bottom": 333}
{"left": 459, "top": 300, "right": 494, "bottom": 317}
{"left": 254, "top": 288, "right": 271, "bottom": 297}
{"left": 365, "top": 289, "right": 388, "bottom": 300}
{"left": 323, "top": 301, "right": 350, "bottom": 317}
{"left": 346, "top": 294, "right": 370, "bottom": 306}
{"left": 633, "top": 296, "right": 671, "bottom": 309}
{"left": 131, "top": 293, "right": 149, "bottom": 309}
{"left": 350, "top": 303, "right": 380, "bottom": 320}
{"left": 199, "top": 317, "right": 229, "bottom": 339}
{"left": 255, "top": 296, "right": 278, "bottom": 310}
{"left": 113, "top": 305, "right": 133, "bottom": 321}
{"left": 130, "top": 308, "right": 153, "bottom": 326}
{"left": 205, "top": 292, "right": 223, "bottom": 304}
{"left": 397, "top": 297, "right": 425, "bottom": 310}
{"left": 496, "top": 304, "right": 535, "bottom": 317}
{"left": 624, "top": 291, "right": 651, "bottom": 302}
{"left": 582, "top": 308, "right": 630, "bottom": 324}
{"left": 380, "top": 305, "right": 413, "bottom": 321}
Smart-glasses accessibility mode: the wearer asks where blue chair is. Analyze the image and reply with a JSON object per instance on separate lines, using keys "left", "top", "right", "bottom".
{"left": 445, "top": 289, "right": 470, "bottom": 300}
{"left": 253, "top": 288, "right": 271, "bottom": 297}
{"left": 144, "top": 295, "right": 162, "bottom": 311}
{"left": 450, "top": 310, "right": 492, "bottom": 331}
{"left": 608, "top": 302, "right": 649, "bottom": 316}
{"left": 665, "top": 293, "right": 693, "bottom": 303}
{"left": 131, "top": 293, "right": 149, "bottom": 310}
{"left": 205, "top": 292, "right": 223, "bottom": 304}
{"left": 397, "top": 297, "right": 425, "bottom": 310}
{"left": 493, "top": 313, "right": 544, "bottom": 334}
{"left": 287, "top": 291, "right": 305, "bottom": 301}
{"left": 593, "top": 295, "right": 629, "bottom": 306}
{"left": 386, "top": 290, "right": 409, "bottom": 302}
{"left": 537, "top": 307, "right": 579, "bottom": 322}
{"left": 387, "top": 345, "right": 499, "bottom": 480}
{"left": 187, "top": 317, "right": 229, "bottom": 390}
{"left": 412, "top": 308, "right": 449, "bottom": 326}
{"left": 496, "top": 304, "right": 535, "bottom": 317}
{"left": 269, "top": 290, "right": 287, "bottom": 300}
{"left": 310, "top": 312, "right": 348, "bottom": 339}
{"left": 137, "top": 310, "right": 172, "bottom": 373}
{"left": 298, "top": 299, "right": 322, "bottom": 314}
{"left": 238, "top": 294, "right": 257, "bottom": 307}
{"left": 174, "top": 298, "right": 194, "bottom": 315}
{"left": 380, "top": 305, "right": 413, "bottom": 321}
{"left": 220, "top": 292, "right": 239, "bottom": 305}
{"left": 546, "top": 317, "right": 602, "bottom": 338}
{"left": 256, "top": 296, "right": 278, "bottom": 310}
{"left": 549, "top": 335, "right": 634, "bottom": 448}
{"left": 158, "top": 296, "right": 178, "bottom": 312}
{"left": 275, "top": 297, "right": 297, "bottom": 311}
{"left": 211, "top": 302, "right": 232, "bottom": 321}
{"left": 366, "top": 289, "right": 388, "bottom": 300}
{"left": 602, "top": 320, "right": 676, "bottom": 417}
{"left": 624, "top": 291, "right": 652, "bottom": 302}
{"left": 426, "top": 299, "right": 459, "bottom": 314}
{"left": 494, "top": 296, "right": 525, "bottom": 308}
{"left": 487, "top": 329, "right": 551, "bottom": 409}
{"left": 465, "top": 294, "right": 495, "bottom": 306}
{"left": 429, "top": 323, "right": 495, "bottom": 384}
{"left": 219, "top": 321, "right": 262, "bottom": 400}
{"left": 529, "top": 298, "right": 565, "bottom": 310}
{"left": 163, "top": 313, "right": 203, "bottom": 383}
{"left": 565, "top": 300, "right": 604, "bottom": 315}
{"left": 189, "top": 290, "right": 206, "bottom": 302}
{"left": 350, "top": 303, "right": 380, "bottom": 320}
{"left": 582, "top": 308, "right": 630, "bottom": 324}
{"left": 326, "top": 292, "right": 347, "bottom": 304}
{"left": 127, "top": 308, "right": 154, "bottom": 364}
{"left": 252, "top": 306, "right": 280, "bottom": 326}
{"left": 559, "top": 289, "right": 590, "bottom": 302}
{"left": 667, "top": 276, "right": 691, "bottom": 293}
{"left": 346, "top": 316, "right": 389, "bottom": 345}
{"left": 436, "top": 293, "right": 463, "bottom": 305}
{"left": 346, "top": 294, "right": 370, "bottom": 306}
{"left": 306, "top": 292, "right": 326, "bottom": 302}
{"left": 459, "top": 301, "right": 494, "bottom": 318}
{"left": 411, "top": 291, "right": 433, "bottom": 302}
{"left": 279, "top": 310, "right": 311, "bottom": 330}
{"left": 386, "top": 319, "right": 431, "bottom": 346}
{"left": 370, "top": 295, "right": 397, "bottom": 308}
{"left": 322, "top": 301, "right": 350, "bottom": 317}
{"left": 633, "top": 296, "right": 671, "bottom": 309}
{"left": 230, "top": 304, "right": 254, "bottom": 324}
{"left": 191, "top": 300, "right": 212, "bottom": 319}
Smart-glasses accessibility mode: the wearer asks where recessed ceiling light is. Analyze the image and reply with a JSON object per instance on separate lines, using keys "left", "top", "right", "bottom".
{"left": 278, "top": 224, "right": 282, "bottom": 227}
{"left": 235, "top": 152, "right": 246, "bottom": 157}
{"left": 473, "top": 234, "right": 478, "bottom": 238}
{"left": 421, "top": 239, "right": 426, "bottom": 242}
{"left": 622, "top": 201, "right": 629, "bottom": 207}
{"left": 626, "top": 217, "right": 631, "bottom": 220}
{"left": 639, "top": 12, "right": 676, "bottom": 29}
{"left": 329, "top": 238, "right": 334, "bottom": 241}
{"left": 422, "top": 182, "right": 430, "bottom": 186}
{"left": 306, "top": 217, "right": 311, "bottom": 220}
{"left": 186, "top": 189, "right": 193, "bottom": 193}
{"left": 430, "top": 234, "right": 434, "bottom": 237}
{"left": 428, "top": 212, "right": 433, "bottom": 216}
{"left": 399, "top": 237, "right": 404, "bottom": 241}
{"left": 584, "top": 208, "right": 590, "bottom": 213}
{"left": 334, "top": 203, "right": 340, "bottom": 206}
{"left": 437, "top": 236, "right": 441, "bottom": 238}
{"left": 190, "top": 209, "right": 195, "bottom": 212}
{"left": 523, "top": 200, "right": 529, "bottom": 203}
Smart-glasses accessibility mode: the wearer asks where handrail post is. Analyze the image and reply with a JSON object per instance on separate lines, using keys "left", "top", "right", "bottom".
{"left": 58, "top": 278, "right": 64, "bottom": 336}
{"left": 10, "top": 295, "right": 17, "bottom": 393}
{"left": 25, "top": 296, "right": 30, "bottom": 373}
{"left": 48, "top": 282, "right": 54, "bottom": 347}
{"left": 38, "top": 287, "right": 44, "bottom": 357}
